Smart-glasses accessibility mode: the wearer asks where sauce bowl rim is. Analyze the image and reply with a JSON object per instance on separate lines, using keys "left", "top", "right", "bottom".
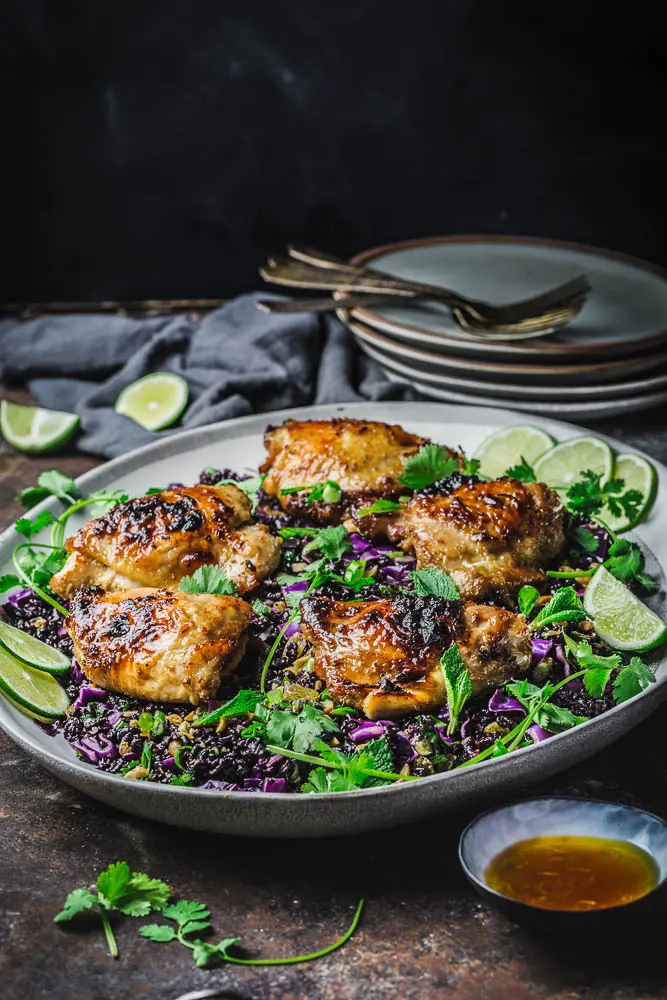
{"left": 458, "top": 795, "right": 667, "bottom": 914}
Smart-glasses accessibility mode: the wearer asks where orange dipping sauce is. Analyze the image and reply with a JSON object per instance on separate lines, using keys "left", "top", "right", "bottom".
{"left": 485, "top": 835, "right": 659, "bottom": 911}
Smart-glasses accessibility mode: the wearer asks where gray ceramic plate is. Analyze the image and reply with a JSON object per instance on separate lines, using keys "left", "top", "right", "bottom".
{"left": 0, "top": 402, "right": 666, "bottom": 838}
{"left": 357, "top": 337, "right": 667, "bottom": 403}
{"left": 347, "top": 235, "right": 667, "bottom": 361}
{"left": 348, "top": 317, "right": 667, "bottom": 386}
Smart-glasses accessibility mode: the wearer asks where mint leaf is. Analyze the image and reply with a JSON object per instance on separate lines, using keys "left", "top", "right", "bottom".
{"left": 195, "top": 689, "right": 263, "bottom": 727}
{"left": 440, "top": 642, "right": 472, "bottom": 736}
{"left": 399, "top": 444, "right": 458, "bottom": 490}
{"left": 178, "top": 566, "right": 237, "bottom": 595}
{"left": 518, "top": 585, "right": 540, "bottom": 618}
{"left": 411, "top": 567, "right": 460, "bottom": 599}
{"left": 531, "top": 587, "right": 585, "bottom": 628}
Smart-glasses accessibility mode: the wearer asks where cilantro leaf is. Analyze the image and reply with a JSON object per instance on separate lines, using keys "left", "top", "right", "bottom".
{"left": 535, "top": 701, "right": 587, "bottom": 734}
{"left": 603, "top": 539, "right": 658, "bottom": 592}
{"left": 96, "top": 861, "right": 131, "bottom": 906}
{"left": 195, "top": 689, "right": 263, "bottom": 727}
{"left": 517, "top": 585, "right": 540, "bottom": 618}
{"left": 163, "top": 899, "right": 211, "bottom": 929}
{"left": 463, "top": 455, "right": 481, "bottom": 476}
{"left": 18, "top": 470, "right": 80, "bottom": 509}
{"left": 53, "top": 887, "right": 98, "bottom": 923}
{"left": 357, "top": 498, "right": 403, "bottom": 516}
{"left": 505, "top": 457, "right": 536, "bottom": 482}
{"left": 506, "top": 678, "right": 550, "bottom": 712}
{"left": 278, "top": 524, "right": 351, "bottom": 561}
{"left": 14, "top": 510, "right": 57, "bottom": 539}
{"left": 411, "top": 567, "right": 460, "bottom": 599}
{"left": 613, "top": 657, "right": 656, "bottom": 704}
{"left": 440, "top": 642, "right": 472, "bottom": 736}
{"left": 216, "top": 475, "right": 264, "bottom": 513}
{"left": 399, "top": 444, "right": 458, "bottom": 490}
{"left": 192, "top": 941, "right": 220, "bottom": 967}
{"left": 565, "top": 470, "right": 646, "bottom": 525}
{"left": 531, "top": 587, "right": 586, "bottom": 629}
{"left": 0, "top": 574, "right": 20, "bottom": 593}
{"left": 178, "top": 566, "right": 237, "bottom": 595}
{"left": 139, "top": 924, "right": 177, "bottom": 942}
{"left": 563, "top": 634, "right": 622, "bottom": 698}
{"left": 570, "top": 526, "right": 599, "bottom": 554}
{"left": 265, "top": 704, "right": 339, "bottom": 753}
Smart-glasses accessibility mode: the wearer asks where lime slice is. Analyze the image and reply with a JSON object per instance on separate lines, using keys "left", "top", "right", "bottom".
{"left": 533, "top": 436, "right": 614, "bottom": 491}
{"left": 583, "top": 566, "right": 667, "bottom": 653}
{"left": 0, "top": 400, "right": 79, "bottom": 453}
{"left": 0, "top": 646, "right": 70, "bottom": 718}
{"left": 0, "top": 620, "right": 71, "bottom": 675}
{"left": 600, "top": 453, "right": 658, "bottom": 533}
{"left": 473, "top": 424, "right": 555, "bottom": 480}
{"left": 114, "top": 373, "right": 189, "bottom": 431}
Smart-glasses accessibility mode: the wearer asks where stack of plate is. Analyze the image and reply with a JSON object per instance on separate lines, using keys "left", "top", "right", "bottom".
{"left": 337, "top": 236, "right": 667, "bottom": 419}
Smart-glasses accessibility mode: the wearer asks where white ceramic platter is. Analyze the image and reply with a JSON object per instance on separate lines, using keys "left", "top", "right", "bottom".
{"left": 0, "top": 402, "right": 665, "bottom": 837}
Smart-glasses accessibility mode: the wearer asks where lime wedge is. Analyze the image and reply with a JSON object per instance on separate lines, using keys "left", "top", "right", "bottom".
{"left": 0, "top": 620, "right": 71, "bottom": 675}
{"left": 473, "top": 424, "right": 554, "bottom": 480}
{"left": 600, "top": 453, "right": 658, "bottom": 533}
{"left": 0, "top": 646, "right": 70, "bottom": 718}
{"left": 0, "top": 400, "right": 79, "bottom": 453}
{"left": 533, "top": 435, "right": 614, "bottom": 491}
{"left": 114, "top": 373, "right": 189, "bottom": 431}
{"left": 583, "top": 566, "right": 667, "bottom": 653}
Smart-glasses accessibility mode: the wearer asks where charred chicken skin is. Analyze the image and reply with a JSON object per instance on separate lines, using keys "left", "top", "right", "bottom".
{"left": 260, "top": 418, "right": 450, "bottom": 522}
{"left": 357, "top": 478, "right": 565, "bottom": 603}
{"left": 300, "top": 594, "right": 531, "bottom": 719}
{"left": 51, "top": 484, "right": 280, "bottom": 598}
{"left": 67, "top": 587, "right": 252, "bottom": 705}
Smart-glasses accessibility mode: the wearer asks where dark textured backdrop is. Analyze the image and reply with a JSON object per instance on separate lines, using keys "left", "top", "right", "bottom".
{"left": 2, "top": 0, "right": 666, "bottom": 303}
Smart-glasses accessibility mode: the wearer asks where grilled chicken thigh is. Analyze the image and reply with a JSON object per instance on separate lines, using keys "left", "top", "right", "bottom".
{"left": 67, "top": 587, "right": 252, "bottom": 704}
{"left": 300, "top": 594, "right": 531, "bottom": 719}
{"left": 260, "top": 418, "right": 446, "bottom": 522}
{"left": 357, "top": 478, "right": 564, "bottom": 603}
{"left": 51, "top": 484, "right": 280, "bottom": 598}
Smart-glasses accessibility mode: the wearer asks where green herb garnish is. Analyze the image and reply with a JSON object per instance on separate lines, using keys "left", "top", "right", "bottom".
{"left": 517, "top": 585, "right": 540, "bottom": 618}
{"left": 54, "top": 861, "right": 171, "bottom": 958}
{"left": 216, "top": 475, "right": 265, "bottom": 513}
{"left": 280, "top": 480, "right": 343, "bottom": 504}
{"left": 530, "top": 587, "right": 586, "bottom": 629}
{"left": 399, "top": 444, "right": 458, "bottom": 490}
{"left": 357, "top": 498, "right": 404, "bottom": 516}
{"left": 195, "top": 689, "right": 263, "bottom": 727}
{"left": 505, "top": 457, "right": 537, "bottom": 482}
{"left": 440, "top": 642, "right": 472, "bottom": 736}
{"left": 410, "top": 567, "right": 460, "bottom": 599}
{"left": 565, "top": 470, "right": 643, "bottom": 523}
{"left": 178, "top": 566, "right": 237, "bottom": 595}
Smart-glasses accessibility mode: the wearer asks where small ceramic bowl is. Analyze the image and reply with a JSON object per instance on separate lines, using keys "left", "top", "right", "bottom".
{"left": 458, "top": 796, "right": 667, "bottom": 932}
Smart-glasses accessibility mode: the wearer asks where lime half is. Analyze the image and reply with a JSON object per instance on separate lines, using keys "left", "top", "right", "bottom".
{"left": 114, "top": 373, "right": 189, "bottom": 431}
{"left": 0, "top": 620, "right": 71, "bottom": 675}
{"left": 600, "top": 453, "right": 658, "bottom": 533}
{"left": 0, "top": 400, "right": 79, "bottom": 453}
{"left": 473, "top": 424, "right": 554, "bottom": 480}
{"left": 583, "top": 566, "right": 667, "bottom": 653}
{"left": 0, "top": 647, "right": 70, "bottom": 718}
{"left": 533, "top": 435, "right": 614, "bottom": 491}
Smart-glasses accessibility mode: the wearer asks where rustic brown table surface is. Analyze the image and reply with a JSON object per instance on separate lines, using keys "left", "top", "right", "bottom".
{"left": 2, "top": 381, "right": 667, "bottom": 1000}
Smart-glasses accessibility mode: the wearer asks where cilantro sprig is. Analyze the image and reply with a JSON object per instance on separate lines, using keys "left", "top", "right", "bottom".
{"left": 399, "top": 444, "right": 458, "bottom": 490}
{"left": 56, "top": 861, "right": 364, "bottom": 968}
{"left": 178, "top": 565, "right": 238, "bottom": 595}
{"left": 505, "top": 457, "right": 536, "bottom": 482}
{"left": 54, "top": 861, "right": 171, "bottom": 958}
{"left": 565, "top": 470, "right": 643, "bottom": 523}
{"left": 279, "top": 524, "right": 351, "bottom": 561}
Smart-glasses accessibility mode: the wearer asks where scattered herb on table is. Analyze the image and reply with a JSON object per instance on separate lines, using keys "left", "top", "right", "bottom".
{"left": 55, "top": 860, "right": 364, "bottom": 968}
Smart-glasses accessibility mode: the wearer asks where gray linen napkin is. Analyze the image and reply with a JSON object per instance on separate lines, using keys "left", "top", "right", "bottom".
{"left": 0, "top": 293, "right": 422, "bottom": 458}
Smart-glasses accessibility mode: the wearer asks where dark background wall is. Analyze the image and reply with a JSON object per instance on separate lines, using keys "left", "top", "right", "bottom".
{"left": 2, "top": 0, "right": 666, "bottom": 303}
